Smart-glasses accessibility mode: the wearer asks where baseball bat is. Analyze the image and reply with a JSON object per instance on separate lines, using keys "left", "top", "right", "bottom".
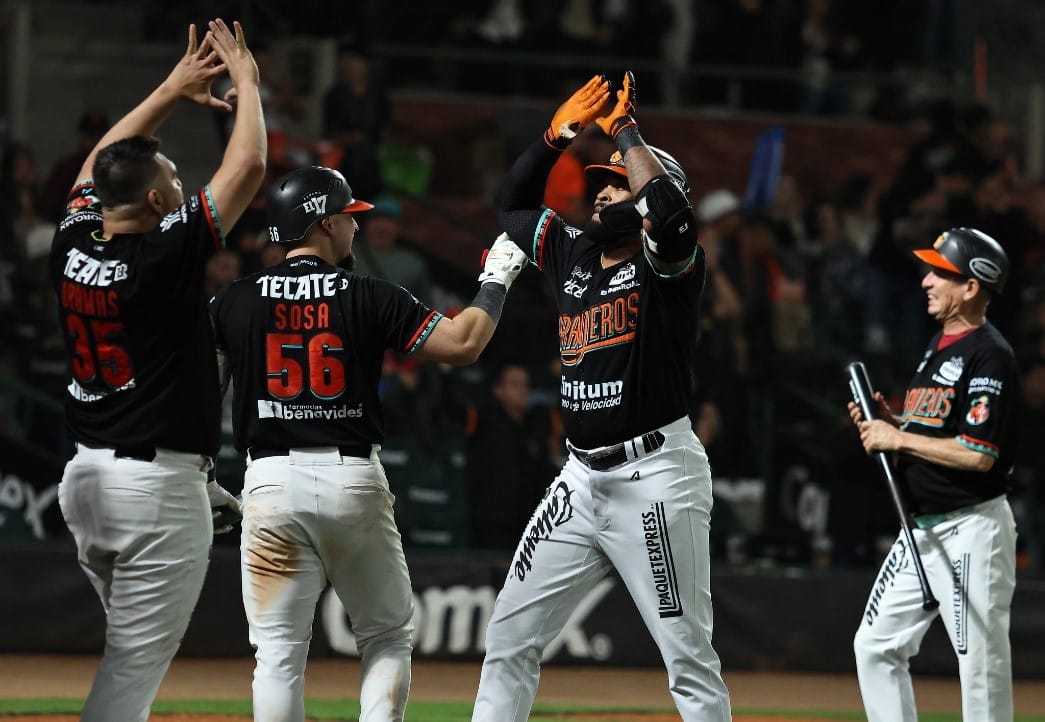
{"left": 846, "top": 361, "right": 939, "bottom": 611}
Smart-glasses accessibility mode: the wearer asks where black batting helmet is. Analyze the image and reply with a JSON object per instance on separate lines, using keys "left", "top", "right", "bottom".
{"left": 266, "top": 166, "right": 373, "bottom": 244}
{"left": 584, "top": 146, "right": 690, "bottom": 194}
{"left": 913, "top": 227, "right": 1009, "bottom": 293}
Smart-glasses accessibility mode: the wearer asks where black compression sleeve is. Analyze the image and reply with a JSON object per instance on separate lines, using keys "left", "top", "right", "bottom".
{"left": 496, "top": 137, "right": 562, "bottom": 213}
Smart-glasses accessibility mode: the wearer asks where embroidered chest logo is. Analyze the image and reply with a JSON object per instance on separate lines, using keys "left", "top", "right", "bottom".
{"left": 901, "top": 386, "right": 956, "bottom": 428}
{"left": 932, "top": 356, "right": 964, "bottom": 386}
{"left": 563, "top": 265, "right": 592, "bottom": 299}
{"left": 558, "top": 291, "right": 640, "bottom": 366}
{"left": 601, "top": 262, "right": 640, "bottom": 296}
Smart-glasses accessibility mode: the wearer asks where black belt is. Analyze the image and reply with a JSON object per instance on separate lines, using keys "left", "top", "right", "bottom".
{"left": 248, "top": 444, "right": 372, "bottom": 460}
{"left": 571, "top": 430, "right": 666, "bottom": 472}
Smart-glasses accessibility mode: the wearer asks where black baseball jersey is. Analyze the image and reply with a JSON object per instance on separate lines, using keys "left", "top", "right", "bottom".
{"left": 210, "top": 254, "right": 442, "bottom": 452}
{"left": 50, "top": 181, "right": 225, "bottom": 455}
{"left": 898, "top": 322, "right": 1016, "bottom": 514}
{"left": 522, "top": 210, "right": 705, "bottom": 449}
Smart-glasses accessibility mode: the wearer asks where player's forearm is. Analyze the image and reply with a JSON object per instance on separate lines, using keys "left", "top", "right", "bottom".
{"left": 898, "top": 433, "right": 995, "bottom": 472}
{"left": 222, "top": 82, "right": 267, "bottom": 177}
{"left": 497, "top": 138, "right": 561, "bottom": 212}
{"left": 417, "top": 306, "right": 497, "bottom": 365}
{"left": 618, "top": 133, "right": 662, "bottom": 195}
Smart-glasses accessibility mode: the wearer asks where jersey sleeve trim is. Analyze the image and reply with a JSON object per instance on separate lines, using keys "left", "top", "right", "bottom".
{"left": 956, "top": 433, "right": 1000, "bottom": 458}
{"left": 200, "top": 185, "right": 226, "bottom": 249}
{"left": 404, "top": 311, "right": 444, "bottom": 355}
{"left": 645, "top": 245, "right": 699, "bottom": 279}
{"left": 532, "top": 209, "right": 556, "bottom": 270}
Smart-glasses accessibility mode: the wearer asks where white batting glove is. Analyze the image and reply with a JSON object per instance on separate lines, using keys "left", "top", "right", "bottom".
{"left": 206, "top": 478, "right": 242, "bottom": 535}
{"left": 478, "top": 233, "right": 528, "bottom": 291}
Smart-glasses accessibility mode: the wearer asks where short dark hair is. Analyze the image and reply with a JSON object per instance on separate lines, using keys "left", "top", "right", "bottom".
{"left": 92, "top": 135, "right": 162, "bottom": 207}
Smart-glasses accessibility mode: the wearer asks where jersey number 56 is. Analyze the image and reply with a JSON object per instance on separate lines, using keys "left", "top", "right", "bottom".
{"left": 266, "top": 332, "right": 345, "bottom": 400}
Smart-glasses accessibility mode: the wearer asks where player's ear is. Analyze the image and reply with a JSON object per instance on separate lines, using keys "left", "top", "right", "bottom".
{"left": 145, "top": 188, "right": 164, "bottom": 216}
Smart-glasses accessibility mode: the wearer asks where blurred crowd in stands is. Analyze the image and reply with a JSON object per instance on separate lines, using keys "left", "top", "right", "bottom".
{"left": 3, "top": 0, "right": 1045, "bottom": 572}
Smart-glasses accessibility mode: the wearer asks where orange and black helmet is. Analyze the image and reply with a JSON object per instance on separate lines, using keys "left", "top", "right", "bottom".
{"left": 913, "top": 227, "right": 1009, "bottom": 293}
{"left": 266, "top": 166, "right": 373, "bottom": 244}
{"left": 584, "top": 146, "right": 690, "bottom": 194}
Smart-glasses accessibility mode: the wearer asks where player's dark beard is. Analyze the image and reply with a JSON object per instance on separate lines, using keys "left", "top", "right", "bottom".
{"left": 583, "top": 219, "right": 633, "bottom": 250}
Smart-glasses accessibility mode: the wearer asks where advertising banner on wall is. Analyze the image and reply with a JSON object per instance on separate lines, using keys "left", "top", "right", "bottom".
{"left": 5, "top": 544, "right": 1045, "bottom": 677}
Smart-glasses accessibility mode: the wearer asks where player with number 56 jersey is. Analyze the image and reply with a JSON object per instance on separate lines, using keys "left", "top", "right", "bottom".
{"left": 210, "top": 165, "right": 527, "bottom": 722}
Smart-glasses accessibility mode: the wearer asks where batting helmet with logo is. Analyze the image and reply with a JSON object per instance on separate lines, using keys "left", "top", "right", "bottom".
{"left": 266, "top": 166, "right": 373, "bottom": 244}
{"left": 913, "top": 227, "right": 1009, "bottom": 293}
{"left": 584, "top": 146, "right": 690, "bottom": 194}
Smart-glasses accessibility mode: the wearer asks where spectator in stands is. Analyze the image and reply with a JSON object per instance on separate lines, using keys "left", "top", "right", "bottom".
{"left": 870, "top": 100, "right": 968, "bottom": 376}
{"left": 322, "top": 39, "right": 389, "bottom": 200}
{"left": 204, "top": 248, "right": 242, "bottom": 298}
{"left": 260, "top": 240, "right": 287, "bottom": 268}
{"left": 212, "top": 40, "right": 310, "bottom": 172}
{"left": 353, "top": 194, "right": 435, "bottom": 305}
{"left": 796, "top": 0, "right": 860, "bottom": 115}
{"left": 694, "top": 193, "right": 747, "bottom": 475}
{"left": 224, "top": 168, "right": 275, "bottom": 274}
{"left": 768, "top": 173, "right": 810, "bottom": 251}
{"left": 0, "top": 142, "right": 52, "bottom": 263}
{"left": 803, "top": 196, "right": 871, "bottom": 360}
{"left": 1011, "top": 355, "right": 1045, "bottom": 572}
{"left": 40, "top": 112, "right": 110, "bottom": 223}
{"left": 738, "top": 214, "right": 814, "bottom": 359}
{"left": 465, "top": 361, "right": 554, "bottom": 550}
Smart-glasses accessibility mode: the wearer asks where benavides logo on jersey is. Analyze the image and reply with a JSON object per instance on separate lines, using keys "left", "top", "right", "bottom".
{"left": 258, "top": 400, "right": 364, "bottom": 420}
{"left": 558, "top": 292, "right": 640, "bottom": 366}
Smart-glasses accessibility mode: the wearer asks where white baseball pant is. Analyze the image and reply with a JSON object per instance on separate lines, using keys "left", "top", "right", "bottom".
{"left": 241, "top": 447, "right": 414, "bottom": 722}
{"left": 472, "top": 416, "right": 731, "bottom": 722}
{"left": 854, "top": 494, "right": 1017, "bottom": 722}
{"left": 58, "top": 444, "right": 212, "bottom": 722}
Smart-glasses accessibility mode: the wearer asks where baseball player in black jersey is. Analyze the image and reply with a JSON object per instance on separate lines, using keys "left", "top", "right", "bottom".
{"left": 210, "top": 165, "right": 526, "bottom": 722}
{"left": 49, "top": 20, "right": 265, "bottom": 722}
{"left": 849, "top": 228, "right": 1017, "bottom": 722}
{"left": 471, "top": 74, "right": 731, "bottom": 722}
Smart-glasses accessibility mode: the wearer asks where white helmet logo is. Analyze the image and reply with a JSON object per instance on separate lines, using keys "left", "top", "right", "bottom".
{"left": 969, "top": 257, "right": 1001, "bottom": 283}
{"left": 303, "top": 194, "right": 328, "bottom": 215}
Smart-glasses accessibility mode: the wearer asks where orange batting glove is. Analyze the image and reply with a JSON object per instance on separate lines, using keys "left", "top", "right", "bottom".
{"left": 544, "top": 74, "right": 611, "bottom": 149}
{"left": 594, "top": 71, "right": 637, "bottom": 139}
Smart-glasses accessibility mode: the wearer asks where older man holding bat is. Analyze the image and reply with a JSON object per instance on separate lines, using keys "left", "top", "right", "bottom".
{"left": 847, "top": 227, "right": 1017, "bottom": 722}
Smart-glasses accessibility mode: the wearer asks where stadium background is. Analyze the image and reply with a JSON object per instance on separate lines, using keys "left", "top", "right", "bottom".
{"left": 2, "top": 0, "right": 1045, "bottom": 718}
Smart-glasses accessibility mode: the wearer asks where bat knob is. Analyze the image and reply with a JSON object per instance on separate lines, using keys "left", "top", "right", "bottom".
{"left": 922, "top": 598, "right": 940, "bottom": 611}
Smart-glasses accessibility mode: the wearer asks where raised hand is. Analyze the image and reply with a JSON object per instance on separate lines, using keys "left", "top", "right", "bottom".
{"left": 163, "top": 24, "right": 230, "bottom": 110}
{"left": 478, "top": 233, "right": 528, "bottom": 290}
{"left": 545, "top": 75, "right": 611, "bottom": 148}
{"left": 595, "top": 71, "right": 637, "bottom": 139}
{"left": 207, "top": 18, "right": 259, "bottom": 90}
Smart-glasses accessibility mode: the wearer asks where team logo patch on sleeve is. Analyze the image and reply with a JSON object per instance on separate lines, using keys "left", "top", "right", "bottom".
{"left": 966, "top": 395, "right": 990, "bottom": 425}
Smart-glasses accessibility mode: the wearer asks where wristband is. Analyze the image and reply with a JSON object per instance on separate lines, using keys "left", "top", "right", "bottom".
{"left": 469, "top": 282, "right": 507, "bottom": 324}
{"left": 615, "top": 126, "right": 645, "bottom": 154}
